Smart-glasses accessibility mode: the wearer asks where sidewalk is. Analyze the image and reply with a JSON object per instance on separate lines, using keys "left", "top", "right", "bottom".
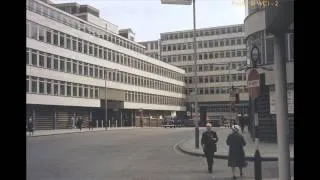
{"left": 26, "top": 127, "right": 140, "bottom": 137}
{"left": 177, "top": 127, "right": 294, "bottom": 161}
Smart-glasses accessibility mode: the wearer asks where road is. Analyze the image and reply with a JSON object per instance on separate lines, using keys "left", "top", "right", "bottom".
{"left": 27, "top": 128, "right": 293, "bottom": 180}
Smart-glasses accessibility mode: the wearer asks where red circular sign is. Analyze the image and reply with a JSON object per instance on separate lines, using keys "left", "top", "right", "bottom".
{"left": 247, "top": 68, "right": 260, "bottom": 99}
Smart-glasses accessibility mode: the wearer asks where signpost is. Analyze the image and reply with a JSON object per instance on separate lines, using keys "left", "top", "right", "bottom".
{"left": 248, "top": 45, "right": 262, "bottom": 180}
{"left": 247, "top": 68, "right": 260, "bottom": 99}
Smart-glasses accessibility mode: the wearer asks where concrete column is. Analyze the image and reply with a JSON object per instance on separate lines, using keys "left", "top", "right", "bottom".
{"left": 89, "top": 109, "right": 92, "bottom": 128}
{"left": 131, "top": 110, "right": 134, "bottom": 127}
{"left": 274, "top": 35, "right": 291, "bottom": 180}
{"left": 120, "top": 111, "right": 123, "bottom": 127}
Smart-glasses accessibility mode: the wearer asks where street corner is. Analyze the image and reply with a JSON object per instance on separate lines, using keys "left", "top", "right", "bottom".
{"left": 175, "top": 138, "right": 205, "bottom": 157}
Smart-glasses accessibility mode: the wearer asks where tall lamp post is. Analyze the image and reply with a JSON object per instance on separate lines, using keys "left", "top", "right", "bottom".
{"left": 161, "top": 0, "right": 199, "bottom": 148}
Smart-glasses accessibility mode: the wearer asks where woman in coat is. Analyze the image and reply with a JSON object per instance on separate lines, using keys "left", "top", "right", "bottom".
{"left": 226, "top": 125, "right": 247, "bottom": 179}
{"left": 27, "top": 118, "right": 34, "bottom": 136}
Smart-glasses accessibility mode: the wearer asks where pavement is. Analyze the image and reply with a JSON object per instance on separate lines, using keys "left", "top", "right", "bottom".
{"left": 27, "top": 128, "right": 294, "bottom": 180}
{"left": 177, "top": 127, "right": 294, "bottom": 161}
{"left": 26, "top": 126, "right": 146, "bottom": 137}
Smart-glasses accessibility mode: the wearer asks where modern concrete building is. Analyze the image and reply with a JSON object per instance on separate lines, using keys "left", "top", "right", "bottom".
{"left": 141, "top": 25, "right": 249, "bottom": 127}
{"left": 244, "top": 0, "right": 294, "bottom": 142}
{"left": 26, "top": 0, "right": 186, "bottom": 130}
{"left": 139, "top": 40, "right": 161, "bottom": 60}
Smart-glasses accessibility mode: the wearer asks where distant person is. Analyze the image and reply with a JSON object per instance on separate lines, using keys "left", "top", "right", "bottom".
{"left": 88, "top": 120, "right": 93, "bottom": 130}
{"left": 27, "top": 117, "right": 34, "bottom": 136}
{"left": 78, "top": 117, "right": 82, "bottom": 131}
{"left": 140, "top": 118, "right": 143, "bottom": 128}
{"left": 239, "top": 114, "right": 245, "bottom": 133}
{"left": 227, "top": 125, "right": 247, "bottom": 179}
{"left": 201, "top": 123, "right": 219, "bottom": 173}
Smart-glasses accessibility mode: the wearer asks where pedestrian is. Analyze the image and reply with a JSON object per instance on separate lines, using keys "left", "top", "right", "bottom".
{"left": 88, "top": 120, "right": 92, "bottom": 130}
{"left": 27, "top": 117, "right": 34, "bottom": 136}
{"left": 226, "top": 125, "right": 247, "bottom": 179}
{"left": 78, "top": 117, "right": 82, "bottom": 131}
{"left": 201, "top": 123, "right": 219, "bottom": 173}
{"left": 239, "top": 114, "right": 245, "bottom": 133}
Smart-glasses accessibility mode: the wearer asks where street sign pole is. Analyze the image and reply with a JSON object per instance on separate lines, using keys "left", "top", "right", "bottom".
{"left": 248, "top": 45, "right": 262, "bottom": 180}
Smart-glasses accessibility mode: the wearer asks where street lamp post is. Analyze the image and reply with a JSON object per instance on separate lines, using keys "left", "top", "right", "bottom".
{"left": 104, "top": 72, "right": 108, "bottom": 130}
{"left": 191, "top": 0, "right": 200, "bottom": 149}
{"left": 161, "top": 0, "right": 199, "bottom": 149}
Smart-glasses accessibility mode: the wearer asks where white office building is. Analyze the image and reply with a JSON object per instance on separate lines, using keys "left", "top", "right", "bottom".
{"left": 26, "top": 0, "right": 186, "bottom": 130}
{"left": 141, "top": 25, "right": 249, "bottom": 126}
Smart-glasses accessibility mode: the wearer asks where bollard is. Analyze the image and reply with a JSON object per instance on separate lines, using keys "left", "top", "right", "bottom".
{"left": 254, "top": 149, "right": 262, "bottom": 180}
{"left": 116, "top": 120, "right": 118, "bottom": 128}
{"left": 96, "top": 120, "right": 98, "bottom": 128}
{"left": 101, "top": 120, "right": 103, "bottom": 128}
{"left": 108, "top": 120, "right": 111, "bottom": 128}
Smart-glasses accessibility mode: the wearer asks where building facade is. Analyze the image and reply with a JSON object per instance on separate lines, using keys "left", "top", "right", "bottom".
{"left": 26, "top": 0, "right": 186, "bottom": 130}
{"left": 139, "top": 40, "right": 161, "bottom": 60}
{"left": 141, "top": 25, "right": 250, "bottom": 127}
{"left": 244, "top": 0, "right": 294, "bottom": 142}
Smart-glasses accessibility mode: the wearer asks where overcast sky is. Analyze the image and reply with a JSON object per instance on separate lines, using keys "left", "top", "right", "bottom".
{"left": 52, "top": 0, "right": 245, "bottom": 42}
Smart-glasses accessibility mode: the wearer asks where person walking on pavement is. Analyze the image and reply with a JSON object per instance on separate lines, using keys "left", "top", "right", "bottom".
{"left": 88, "top": 120, "right": 92, "bottom": 130}
{"left": 239, "top": 114, "right": 245, "bottom": 133}
{"left": 27, "top": 117, "right": 34, "bottom": 136}
{"left": 78, "top": 117, "right": 82, "bottom": 131}
{"left": 201, "top": 123, "right": 219, "bottom": 173}
{"left": 227, "top": 125, "right": 247, "bottom": 179}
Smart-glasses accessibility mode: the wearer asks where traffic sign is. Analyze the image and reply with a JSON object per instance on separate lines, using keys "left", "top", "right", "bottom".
{"left": 247, "top": 68, "right": 260, "bottom": 99}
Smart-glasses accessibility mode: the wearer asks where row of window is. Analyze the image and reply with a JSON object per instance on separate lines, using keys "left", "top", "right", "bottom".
{"left": 160, "top": 26, "right": 243, "bottom": 40}
{"left": 146, "top": 52, "right": 160, "bottom": 59}
{"left": 162, "top": 49, "right": 247, "bottom": 63}
{"left": 124, "top": 91, "right": 184, "bottom": 106}
{"left": 26, "top": 48, "right": 185, "bottom": 94}
{"left": 181, "top": 61, "right": 247, "bottom": 73}
{"left": 27, "top": 0, "right": 145, "bottom": 54}
{"left": 206, "top": 106, "right": 248, "bottom": 113}
{"left": 140, "top": 41, "right": 159, "bottom": 50}
{"left": 161, "top": 38, "right": 244, "bottom": 52}
{"left": 26, "top": 20, "right": 184, "bottom": 81}
{"left": 184, "top": 74, "right": 246, "bottom": 84}
{"left": 185, "top": 86, "right": 248, "bottom": 95}
{"left": 26, "top": 76, "right": 100, "bottom": 99}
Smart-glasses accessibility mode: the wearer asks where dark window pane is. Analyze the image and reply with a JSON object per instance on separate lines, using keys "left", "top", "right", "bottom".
{"left": 46, "top": 54, "right": 52, "bottom": 69}
{"left": 46, "top": 30, "right": 52, "bottom": 43}
{"left": 32, "top": 52, "right": 37, "bottom": 66}
{"left": 60, "top": 82, "right": 65, "bottom": 96}
{"left": 32, "top": 80, "right": 37, "bottom": 93}
{"left": 39, "top": 53, "right": 45, "bottom": 67}
{"left": 47, "top": 82, "right": 52, "bottom": 95}
{"left": 67, "top": 86, "right": 71, "bottom": 96}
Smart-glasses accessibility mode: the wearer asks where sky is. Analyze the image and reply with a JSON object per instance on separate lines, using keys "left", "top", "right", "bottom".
{"left": 52, "top": 0, "right": 245, "bottom": 42}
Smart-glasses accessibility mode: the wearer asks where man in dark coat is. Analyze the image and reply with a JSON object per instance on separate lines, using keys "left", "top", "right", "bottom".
{"left": 226, "top": 125, "right": 247, "bottom": 179}
{"left": 201, "top": 123, "right": 219, "bottom": 173}
{"left": 239, "top": 114, "right": 245, "bottom": 133}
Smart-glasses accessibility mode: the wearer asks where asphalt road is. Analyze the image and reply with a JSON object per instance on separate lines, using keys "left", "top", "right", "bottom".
{"left": 27, "top": 128, "right": 294, "bottom": 180}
